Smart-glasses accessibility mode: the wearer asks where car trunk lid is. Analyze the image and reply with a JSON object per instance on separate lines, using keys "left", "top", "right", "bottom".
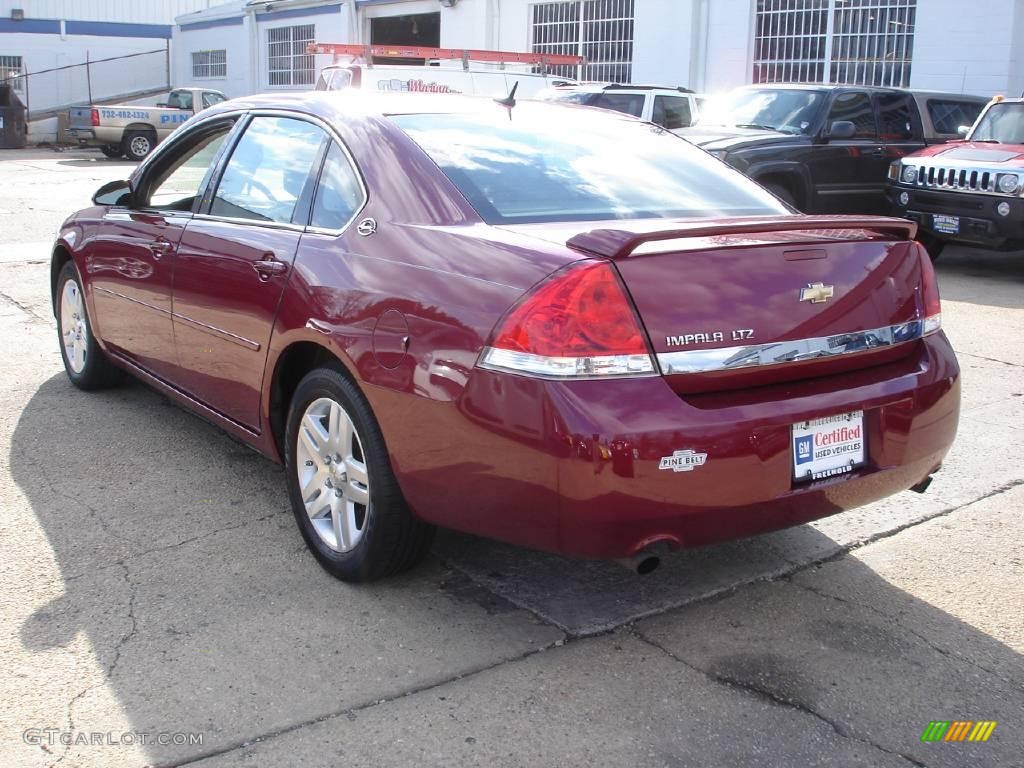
{"left": 511, "top": 216, "right": 929, "bottom": 394}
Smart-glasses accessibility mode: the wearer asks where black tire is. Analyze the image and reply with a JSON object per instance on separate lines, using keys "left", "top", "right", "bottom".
{"left": 284, "top": 366, "right": 434, "bottom": 582}
{"left": 121, "top": 131, "right": 155, "bottom": 162}
{"left": 764, "top": 181, "right": 799, "bottom": 210}
{"left": 99, "top": 145, "right": 123, "bottom": 159}
{"left": 55, "top": 261, "right": 121, "bottom": 390}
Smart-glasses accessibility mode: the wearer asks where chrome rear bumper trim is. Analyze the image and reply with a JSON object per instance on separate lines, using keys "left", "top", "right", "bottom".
{"left": 656, "top": 316, "right": 940, "bottom": 375}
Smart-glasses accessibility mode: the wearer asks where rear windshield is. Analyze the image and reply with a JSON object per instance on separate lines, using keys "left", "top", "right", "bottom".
{"left": 391, "top": 110, "right": 788, "bottom": 224}
{"left": 927, "top": 98, "right": 985, "bottom": 135}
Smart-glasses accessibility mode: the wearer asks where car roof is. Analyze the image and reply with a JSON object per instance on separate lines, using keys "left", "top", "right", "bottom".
{"left": 730, "top": 82, "right": 989, "bottom": 100}
{"left": 553, "top": 82, "right": 694, "bottom": 94}
{"left": 200, "top": 88, "right": 643, "bottom": 123}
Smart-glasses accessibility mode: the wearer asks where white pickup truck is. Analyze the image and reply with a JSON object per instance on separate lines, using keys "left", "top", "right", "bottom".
{"left": 67, "top": 87, "right": 227, "bottom": 161}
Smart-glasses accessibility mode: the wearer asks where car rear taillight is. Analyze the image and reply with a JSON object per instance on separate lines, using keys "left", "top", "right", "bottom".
{"left": 90, "top": 108, "right": 100, "bottom": 127}
{"left": 480, "top": 260, "right": 655, "bottom": 378}
{"left": 915, "top": 242, "right": 942, "bottom": 335}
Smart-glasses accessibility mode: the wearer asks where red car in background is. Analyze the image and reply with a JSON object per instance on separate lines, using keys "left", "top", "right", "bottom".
{"left": 889, "top": 96, "right": 1024, "bottom": 259}
{"left": 51, "top": 92, "right": 960, "bottom": 581}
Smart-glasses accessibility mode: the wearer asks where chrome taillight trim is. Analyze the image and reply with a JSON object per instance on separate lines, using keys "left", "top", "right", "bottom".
{"left": 479, "top": 348, "right": 657, "bottom": 379}
{"left": 657, "top": 316, "right": 941, "bottom": 376}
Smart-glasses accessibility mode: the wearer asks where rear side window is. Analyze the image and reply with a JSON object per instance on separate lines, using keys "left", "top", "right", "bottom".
{"left": 166, "top": 90, "right": 194, "bottom": 110}
{"left": 211, "top": 116, "right": 325, "bottom": 224}
{"left": 652, "top": 95, "right": 692, "bottom": 129}
{"left": 392, "top": 110, "right": 788, "bottom": 224}
{"left": 310, "top": 143, "right": 365, "bottom": 230}
{"left": 827, "top": 92, "right": 877, "bottom": 138}
{"left": 876, "top": 93, "right": 915, "bottom": 140}
{"left": 927, "top": 99, "right": 985, "bottom": 135}
{"left": 202, "top": 92, "right": 226, "bottom": 108}
{"left": 590, "top": 92, "right": 645, "bottom": 118}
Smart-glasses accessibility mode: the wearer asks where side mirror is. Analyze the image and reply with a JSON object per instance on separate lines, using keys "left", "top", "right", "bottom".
{"left": 957, "top": 125, "right": 971, "bottom": 138}
{"left": 92, "top": 179, "right": 133, "bottom": 207}
{"left": 828, "top": 120, "right": 857, "bottom": 139}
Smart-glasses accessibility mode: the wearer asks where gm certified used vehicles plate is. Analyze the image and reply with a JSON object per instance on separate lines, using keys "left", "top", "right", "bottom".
{"left": 50, "top": 91, "right": 961, "bottom": 581}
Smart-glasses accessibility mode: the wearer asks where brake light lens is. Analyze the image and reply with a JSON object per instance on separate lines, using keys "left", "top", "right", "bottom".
{"left": 480, "top": 260, "right": 655, "bottom": 378}
{"left": 915, "top": 242, "right": 942, "bottom": 335}
{"left": 90, "top": 108, "right": 99, "bottom": 127}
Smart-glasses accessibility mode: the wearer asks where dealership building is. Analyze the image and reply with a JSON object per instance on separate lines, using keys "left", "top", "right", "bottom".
{"left": 169, "top": 0, "right": 1024, "bottom": 99}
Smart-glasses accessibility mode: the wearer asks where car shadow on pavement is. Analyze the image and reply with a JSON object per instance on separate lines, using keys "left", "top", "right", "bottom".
{"left": 55, "top": 158, "right": 135, "bottom": 169}
{"left": 936, "top": 246, "right": 1024, "bottom": 310}
{"left": 9, "top": 372, "right": 1023, "bottom": 767}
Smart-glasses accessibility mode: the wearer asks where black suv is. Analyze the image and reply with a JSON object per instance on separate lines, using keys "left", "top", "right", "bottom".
{"left": 681, "top": 84, "right": 987, "bottom": 214}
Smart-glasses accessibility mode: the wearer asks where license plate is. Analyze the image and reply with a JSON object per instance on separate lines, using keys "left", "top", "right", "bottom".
{"left": 792, "top": 411, "right": 865, "bottom": 482}
{"left": 933, "top": 214, "right": 959, "bottom": 235}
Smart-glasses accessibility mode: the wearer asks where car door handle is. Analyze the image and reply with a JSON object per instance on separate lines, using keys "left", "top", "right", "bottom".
{"left": 868, "top": 147, "right": 886, "bottom": 159}
{"left": 253, "top": 256, "right": 289, "bottom": 279}
{"left": 148, "top": 237, "right": 175, "bottom": 258}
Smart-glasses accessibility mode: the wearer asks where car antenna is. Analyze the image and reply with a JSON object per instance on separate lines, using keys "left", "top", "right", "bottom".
{"left": 494, "top": 81, "right": 519, "bottom": 116}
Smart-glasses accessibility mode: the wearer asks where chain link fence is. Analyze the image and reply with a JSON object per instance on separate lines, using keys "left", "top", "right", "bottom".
{"left": 0, "top": 45, "right": 170, "bottom": 123}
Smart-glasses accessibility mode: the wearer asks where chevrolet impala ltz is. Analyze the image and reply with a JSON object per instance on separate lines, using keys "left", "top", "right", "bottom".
{"left": 51, "top": 92, "right": 960, "bottom": 580}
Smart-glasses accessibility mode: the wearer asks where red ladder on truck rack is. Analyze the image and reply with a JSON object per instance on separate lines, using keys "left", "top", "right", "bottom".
{"left": 306, "top": 43, "right": 585, "bottom": 69}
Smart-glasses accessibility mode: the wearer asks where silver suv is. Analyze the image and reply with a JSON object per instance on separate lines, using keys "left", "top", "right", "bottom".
{"left": 539, "top": 83, "right": 704, "bottom": 130}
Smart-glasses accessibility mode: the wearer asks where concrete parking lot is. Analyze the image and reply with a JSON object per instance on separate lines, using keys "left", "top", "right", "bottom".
{"left": 0, "top": 147, "right": 1021, "bottom": 768}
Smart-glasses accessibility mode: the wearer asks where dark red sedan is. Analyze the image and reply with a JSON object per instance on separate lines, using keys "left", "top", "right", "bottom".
{"left": 51, "top": 91, "right": 960, "bottom": 581}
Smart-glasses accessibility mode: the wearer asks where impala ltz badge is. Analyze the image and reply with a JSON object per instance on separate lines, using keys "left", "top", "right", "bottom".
{"left": 659, "top": 449, "right": 708, "bottom": 472}
{"left": 800, "top": 282, "right": 835, "bottom": 304}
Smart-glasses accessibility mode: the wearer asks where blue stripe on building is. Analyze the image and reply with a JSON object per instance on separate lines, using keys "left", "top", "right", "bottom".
{"left": 255, "top": 3, "right": 343, "bottom": 22}
{"left": 0, "top": 18, "right": 61, "bottom": 34}
{"left": 0, "top": 18, "right": 172, "bottom": 38}
{"left": 179, "top": 16, "right": 245, "bottom": 32}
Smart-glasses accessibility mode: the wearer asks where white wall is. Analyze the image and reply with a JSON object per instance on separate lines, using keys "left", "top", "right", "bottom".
{"left": 699, "top": 0, "right": 753, "bottom": 94}
{"left": 173, "top": 18, "right": 249, "bottom": 97}
{"left": 0, "top": 0, "right": 236, "bottom": 24}
{"left": 909, "top": 0, "right": 1018, "bottom": 96}
{"left": 631, "top": 0, "right": 695, "bottom": 86}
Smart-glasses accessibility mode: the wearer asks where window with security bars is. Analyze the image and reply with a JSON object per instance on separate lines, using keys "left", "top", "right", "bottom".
{"left": 753, "top": 0, "right": 916, "bottom": 87}
{"left": 530, "top": 0, "right": 634, "bottom": 83}
{"left": 267, "top": 24, "right": 315, "bottom": 87}
{"left": 0, "top": 55, "right": 24, "bottom": 91}
{"left": 192, "top": 50, "right": 227, "bottom": 79}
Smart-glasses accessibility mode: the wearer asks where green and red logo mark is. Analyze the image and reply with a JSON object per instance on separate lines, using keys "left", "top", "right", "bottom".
{"left": 921, "top": 721, "right": 997, "bottom": 743}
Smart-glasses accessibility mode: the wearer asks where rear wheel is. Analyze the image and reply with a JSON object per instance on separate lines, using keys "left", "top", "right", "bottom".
{"left": 99, "top": 145, "right": 123, "bottom": 159}
{"left": 122, "top": 131, "right": 155, "bottom": 162}
{"left": 55, "top": 262, "right": 121, "bottom": 390}
{"left": 284, "top": 366, "right": 434, "bottom": 582}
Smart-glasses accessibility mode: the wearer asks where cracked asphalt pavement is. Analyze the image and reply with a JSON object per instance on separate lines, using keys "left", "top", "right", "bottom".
{"left": 0, "top": 148, "right": 1021, "bottom": 767}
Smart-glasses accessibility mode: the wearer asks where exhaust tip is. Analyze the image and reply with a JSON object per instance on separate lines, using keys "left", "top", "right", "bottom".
{"left": 615, "top": 539, "right": 674, "bottom": 575}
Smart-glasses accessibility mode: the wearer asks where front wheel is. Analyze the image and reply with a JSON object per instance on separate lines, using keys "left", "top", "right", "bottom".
{"left": 284, "top": 366, "right": 434, "bottom": 582}
{"left": 55, "top": 262, "right": 121, "bottom": 390}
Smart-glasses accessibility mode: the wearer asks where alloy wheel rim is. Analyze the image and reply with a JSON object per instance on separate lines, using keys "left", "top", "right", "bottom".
{"left": 296, "top": 397, "right": 371, "bottom": 553}
{"left": 131, "top": 136, "right": 150, "bottom": 156}
{"left": 60, "top": 280, "right": 88, "bottom": 374}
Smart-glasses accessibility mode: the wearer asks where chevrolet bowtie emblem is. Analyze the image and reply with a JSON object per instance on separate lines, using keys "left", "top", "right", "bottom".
{"left": 800, "top": 282, "right": 835, "bottom": 304}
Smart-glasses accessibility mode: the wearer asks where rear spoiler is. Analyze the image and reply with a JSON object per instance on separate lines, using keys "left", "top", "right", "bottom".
{"left": 566, "top": 216, "right": 918, "bottom": 259}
